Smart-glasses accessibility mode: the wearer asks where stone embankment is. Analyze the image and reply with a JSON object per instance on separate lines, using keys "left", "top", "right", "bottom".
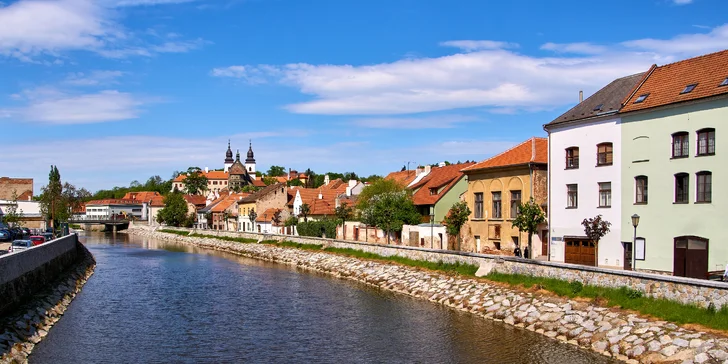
{"left": 0, "top": 245, "right": 95, "bottom": 364}
{"left": 129, "top": 227, "right": 728, "bottom": 364}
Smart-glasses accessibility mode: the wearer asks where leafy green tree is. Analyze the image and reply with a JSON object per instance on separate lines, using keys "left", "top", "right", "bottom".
{"left": 262, "top": 176, "right": 278, "bottom": 186}
{"left": 299, "top": 203, "right": 311, "bottom": 222}
{"left": 156, "top": 192, "right": 189, "bottom": 227}
{"left": 183, "top": 167, "right": 208, "bottom": 195}
{"left": 287, "top": 179, "right": 304, "bottom": 187}
{"left": 357, "top": 178, "right": 405, "bottom": 210}
{"left": 130, "top": 180, "right": 141, "bottom": 188}
{"left": 242, "top": 184, "right": 260, "bottom": 193}
{"left": 297, "top": 218, "right": 338, "bottom": 238}
{"left": 511, "top": 198, "right": 546, "bottom": 259}
{"left": 335, "top": 202, "right": 354, "bottom": 228}
{"left": 62, "top": 183, "right": 91, "bottom": 220}
{"left": 443, "top": 201, "right": 471, "bottom": 250}
{"left": 266, "top": 165, "right": 286, "bottom": 177}
{"left": 3, "top": 192, "right": 25, "bottom": 227}
{"left": 40, "top": 165, "right": 64, "bottom": 228}
{"left": 284, "top": 216, "right": 298, "bottom": 227}
{"left": 582, "top": 214, "right": 612, "bottom": 266}
{"left": 361, "top": 191, "right": 420, "bottom": 244}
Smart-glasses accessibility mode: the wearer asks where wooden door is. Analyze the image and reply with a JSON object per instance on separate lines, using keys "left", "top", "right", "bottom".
{"left": 623, "top": 242, "right": 633, "bottom": 270}
{"left": 541, "top": 230, "right": 549, "bottom": 257}
{"left": 565, "top": 239, "right": 596, "bottom": 266}
{"left": 674, "top": 237, "right": 709, "bottom": 279}
{"left": 354, "top": 227, "right": 359, "bottom": 241}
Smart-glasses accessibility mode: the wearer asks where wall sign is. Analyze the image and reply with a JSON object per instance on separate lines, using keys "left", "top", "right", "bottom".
{"left": 635, "top": 237, "right": 646, "bottom": 261}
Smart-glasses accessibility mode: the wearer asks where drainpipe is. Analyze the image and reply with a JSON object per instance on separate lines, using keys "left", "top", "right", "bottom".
{"left": 545, "top": 127, "right": 551, "bottom": 261}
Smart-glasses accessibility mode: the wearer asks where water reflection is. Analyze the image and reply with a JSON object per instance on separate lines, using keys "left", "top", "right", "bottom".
{"left": 30, "top": 233, "right": 616, "bottom": 364}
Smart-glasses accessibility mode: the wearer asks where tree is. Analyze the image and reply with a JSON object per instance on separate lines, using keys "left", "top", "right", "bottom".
{"left": 183, "top": 167, "right": 208, "bottom": 195}
{"left": 287, "top": 179, "right": 304, "bottom": 187}
{"left": 443, "top": 201, "right": 471, "bottom": 250}
{"left": 299, "top": 203, "right": 310, "bottom": 222}
{"left": 40, "top": 165, "right": 64, "bottom": 229}
{"left": 582, "top": 214, "right": 612, "bottom": 266}
{"left": 335, "top": 202, "right": 354, "bottom": 228}
{"left": 511, "top": 198, "right": 546, "bottom": 259}
{"left": 357, "top": 178, "right": 405, "bottom": 210}
{"left": 284, "top": 216, "right": 298, "bottom": 227}
{"left": 241, "top": 185, "right": 260, "bottom": 193}
{"left": 361, "top": 191, "right": 420, "bottom": 244}
{"left": 343, "top": 172, "right": 358, "bottom": 181}
{"left": 156, "top": 192, "right": 189, "bottom": 227}
{"left": 3, "top": 191, "right": 25, "bottom": 227}
{"left": 62, "top": 183, "right": 91, "bottom": 220}
{"left": 262, "top": 176, "right": 278, "bottom": 186}
{"left": 248, "top": 208, "right": 257, "bottom": 231}
{"left": 130, "top": 180, "right": 141, "bottom": 188}
{"left": 266, "top": 165, "right": 286, "bottom": 177}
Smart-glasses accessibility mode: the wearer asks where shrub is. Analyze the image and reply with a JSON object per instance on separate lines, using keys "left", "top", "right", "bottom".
{"left": 297, "top": 219, "right": 338, "bottom": 238}
{"left": 620, "top": 286, "right": 644, "bottom": 299}
{"left": 569, "top": 280, "right": 584, "bottom": 294}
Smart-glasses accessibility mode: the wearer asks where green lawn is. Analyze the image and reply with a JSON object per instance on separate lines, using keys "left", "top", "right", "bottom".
{"left": 485, "top": 272, "right": 728, "bottom": 331}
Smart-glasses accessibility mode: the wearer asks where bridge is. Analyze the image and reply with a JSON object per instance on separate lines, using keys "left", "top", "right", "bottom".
{"left": 68, "top": 216, "right": 131, "bottom": 232}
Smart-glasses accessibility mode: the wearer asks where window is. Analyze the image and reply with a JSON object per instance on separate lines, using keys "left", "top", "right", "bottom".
{"left": 597, "top": 142, "right": 613, "bottom": 166}
{"left": 565, "top": 147, "right": 579, "bottom": 169}
{"left": 429, "top": 188, "right": 438, "bottom": 196}
{"left": 696, "top": 171, "right": 712, "bottom": 203}
{"left": 672, "top": 132, "right": 689, "bottom": 158}
{"left": 635, "top": 176, "right": 648, "bottom": 204}
{"left": 474, "top": 193, "right": 483, "bottom": 219}
{"left": 680, "top": 83, "right": 697, "bottom": 94}
{"left": 697, "top": 128, "right": 715, "bottom": 156}
{"left": 675, "top": 173, "right": 689, "bottom": 203}
{"left": 634, "top": 93, "right": 649, "bottom": 103}
{"left": 721, "top": 77, "right": 728, "bottom": 87}
{"left": 598, "top": 182, "right": 611, "bottom": 207}
{"left": 567, "top": 184, "right": 578, "bottom": 208}
{"left": 593, "top": 104, "right": 603, "bottom": 112}
{"left": 492, "top": 192, "right": 502, "bottom": 218}
{"left": 510, "top": 190, "right": 521, "bottom": 218}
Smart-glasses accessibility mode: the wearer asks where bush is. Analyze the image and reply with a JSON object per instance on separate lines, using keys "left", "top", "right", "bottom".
{"left": 620, "top": 286, "right": 643, "bottom": 299}
{"left": 297, "top": 219, "right": 338, "bottom": 238}
{"left": 569, "top": 280, "right": 584, "bottom": 294}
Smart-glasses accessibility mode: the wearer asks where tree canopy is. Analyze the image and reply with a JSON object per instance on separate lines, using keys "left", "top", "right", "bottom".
{"left": 357, "top": 178, "right": 406, "bottom": 210}
{"left": 335, "top": 202, "right": 354, "bottom": 225}
{"left": 361, "top": 191, "right": 420, "bottom": 243}
{"left": 443, "top": 201, "right": 471, "bottom": 249}
{"left": 511, "top": 198, "right": 546, "bottom": 257}
{"left": 156, "top": 192, "right": 191, "bottom": 227}
{"left": 266, "top": 165, "right": 286, "bottom": 177}
{"left": 183, "top": 167, "right": 208, "bottom": 195}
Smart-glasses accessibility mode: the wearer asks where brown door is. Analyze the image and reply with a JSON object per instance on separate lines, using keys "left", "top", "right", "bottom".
{"left": 541, "top": 230, "right": 549, "bottom": 257}
{"left": 354, "top": 227, "right": 359, "bottom": 241}
{"left": 409, "top": 231, "right": 419, "bottom": 247}
{"left": 623, "top": 242, "right": 633, "bottom": 270}
{"left": 565, "top": 239, "right": 596, "bottom": 266}
{"left": 674, "top": 237, "right": 708, "bottom": 279}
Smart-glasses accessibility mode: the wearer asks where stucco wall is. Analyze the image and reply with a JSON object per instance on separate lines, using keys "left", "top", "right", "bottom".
{"left": 433, "top": 176, "right": 468, "bottom": 223}
{"left": 620, "top": 98, "right": 728, "bottom": 274}
{"left": 548, "top": 117, "right": 623, "bottom": 268}
{"left": 0, "top": 234, "right": 91, "bottom": 316}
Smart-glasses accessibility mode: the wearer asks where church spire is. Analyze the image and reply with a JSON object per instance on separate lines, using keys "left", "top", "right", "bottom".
{"left": 225, "top": 139, "right": 234, "bottom": 163}
{"left": 246, "top": 140, "right": 256, "bottom": 163}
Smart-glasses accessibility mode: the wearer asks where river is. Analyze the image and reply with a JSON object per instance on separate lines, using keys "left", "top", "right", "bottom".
{"left": 29, "top": 233, "right": 616, "bottom": 363}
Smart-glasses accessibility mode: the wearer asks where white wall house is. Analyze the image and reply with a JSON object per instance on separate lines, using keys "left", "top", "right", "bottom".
{"left": 85, "top": 199, "right": 146, "bottom": 220}
{"left": 545, "top": 73, "right": 643, "bottom": 269}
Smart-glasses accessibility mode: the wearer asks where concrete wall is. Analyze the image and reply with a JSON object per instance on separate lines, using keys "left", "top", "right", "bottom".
{"left": 0, "top": 234, "right": 91, "bottom": 316}
{"left": 548, "top": 116, "right": 623, "bottom": 268}
{"left": 156, "top": 226, "right": 728, "bottom": 308}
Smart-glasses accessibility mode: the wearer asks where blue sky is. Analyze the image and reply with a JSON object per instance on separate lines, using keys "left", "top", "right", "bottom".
{"left": 2, "top": 0, "right": 728, "bottom": 193}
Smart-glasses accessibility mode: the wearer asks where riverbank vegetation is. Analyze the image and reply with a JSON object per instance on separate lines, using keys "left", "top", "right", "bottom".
{"left": 486, "top": 272, "right": 728, "bottom": 331}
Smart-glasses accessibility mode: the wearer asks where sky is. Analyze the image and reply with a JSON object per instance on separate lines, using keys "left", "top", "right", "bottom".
{"left": 2, "top": 0, "right": 728, "bottom": 193}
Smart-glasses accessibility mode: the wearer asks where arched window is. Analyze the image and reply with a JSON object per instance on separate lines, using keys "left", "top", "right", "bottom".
{"left": 674, "top": 173, "right": 689, "bottom": 203}
{"left": 696, "top": 171, "right": 712, "bottom": 203}
{"left": 635, "top": 176, "right": 648, "bottom": 204}
{"left": 697, "top": 128, "right": 715, "bottom": 156}
{"left": 671, "top": 132, "right": 689, "bottom": 158}
{"left": 597, "top": 142, "right": 613, "bottom": 166}
{"left": 565, "top": 147, "right": 579, "bottom": 169}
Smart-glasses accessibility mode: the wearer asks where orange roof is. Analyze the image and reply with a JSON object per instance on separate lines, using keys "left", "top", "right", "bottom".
{"left": 410, "top": 162, "right": 475, "bottom": 206}
{"left": 275, "top": 176, "right": 288, "bottom": 183}
{"left": 621, "top": 50, "right": 728, "bottom": 113}
{"left": 462, "top": 137, "right": 547, "bottom": 173}
{"left": 17, "top": 190, "right": 33, "bottom": 201}
{"left": 86, "top": 199, "right": 141, "bottom": 206}
{"left": 149, "top": 195, "right": 165, "bottom": 207}
{"left": 183, "top": 194, "right": 207, "bottom": 206}
{"left": 295, "top": 188, "right": 339, "bottom": 215}
{"left": 252, "top": 179, "right": 267, "bottom": 187}
{"left": 123, "top": 191, "right": 161, "bottom": 202}
{"left": 173, "top": 170, "right": 229, "bottom": 182}
{"left": 256, "top": 208, "right": 283, "bottom": 223}
{"left": 385, "top": 170, "right": 417, "bottom": 187}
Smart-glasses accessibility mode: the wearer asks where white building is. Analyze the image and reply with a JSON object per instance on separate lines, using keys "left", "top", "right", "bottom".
{"left": 85, "top": 199, "right": 146, "bottom": 220}
{"left": 544, "top": 73, "right": 643, "bottom": 269}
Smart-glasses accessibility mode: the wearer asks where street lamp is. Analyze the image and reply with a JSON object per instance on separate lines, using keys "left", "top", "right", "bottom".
{"left": 631, "top": 214, "right": 640, "bottom": 271}
{"left": 430, "top": 206, "right": 435, "bottom": 249}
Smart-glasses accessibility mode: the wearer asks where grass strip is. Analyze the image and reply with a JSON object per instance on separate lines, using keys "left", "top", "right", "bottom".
{"left": 486, "top": 272, "right": 728, "bottom": 331}
{"left": 323, "top": 247, "right": 479, "bottom": 276}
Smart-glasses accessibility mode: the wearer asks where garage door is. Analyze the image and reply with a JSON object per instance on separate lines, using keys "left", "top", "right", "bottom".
{"left": 565, "top": 239, "right": 596, "bottom": 266}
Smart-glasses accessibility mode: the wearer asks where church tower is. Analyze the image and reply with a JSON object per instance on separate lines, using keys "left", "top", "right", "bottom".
{"left": 224, "top": 140, "right": 234, "bottom": 173}
{"left": 245, "top": 141, "right": 257, "bottom": 180}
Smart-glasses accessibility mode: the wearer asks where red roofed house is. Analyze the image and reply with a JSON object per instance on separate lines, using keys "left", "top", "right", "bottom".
{"left": 460, "top": 137, "right": 548, "bottom": 256}
{"left": 0, "top": 177, "right": 33, "bottom": 201}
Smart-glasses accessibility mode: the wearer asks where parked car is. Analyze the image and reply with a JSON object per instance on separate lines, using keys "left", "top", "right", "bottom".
{"left": 8, "top": 240, "right": 33, "bottom": 253}
{"left": 0, "top": 229, "right": 10, "bottom": 242}
{"left": 42, "top": 232, "right": 54, "bottom": 241}
{"left": 21, "top": 227, "right": 31, "bottom": 236}
{"left": 29, "top": 236, "right": 46, "bottom": 246}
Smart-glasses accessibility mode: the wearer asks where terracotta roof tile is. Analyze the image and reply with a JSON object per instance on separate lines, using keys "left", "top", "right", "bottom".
{"left": 122, "top": 191, "right": 161, "bottom": 202}
{"left": 86, "top": 199, "right": 141, "bottom": 206}
{"left": 462, "top": 137, "right": 547, "bottom": 173}
{"left": 149, "top": 195, "right": 165, "bottom": 207}
{"left": 621, "top": 49, "right": 728, "bottom": 113}
{"left": 385, "top": 170, "right": 418, "bottom": 186}
{"left": 183, "top": 194, "right": 207, "bottom": 206}
{"left": 173, "top": 170, "right": 229, "bottom": 182}
{"left": 410, "top": 162, "right": 475, "bottom": 206}
{"left": 256, "top": 208, "right": 283, "bottom": 223}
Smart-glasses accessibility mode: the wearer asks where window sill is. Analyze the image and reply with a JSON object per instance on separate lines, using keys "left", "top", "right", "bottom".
{"left": 634, "top": 202, "right": 648, "bottom": 205}
{"left": 597, "top": 206, "right": 611, "bottom": 208}
{"left": 564, "top": 167, "right": 579, "bottom": 170}
{"left": 695, "top": 201, "right": 712, "bottom": 204}
{"left": 632, "top": 159, "right": 649, "bottom": 163}
{"left": 471, "top": 218, "right": 486, "bottom": 222}
{"left": 696, "top": 153, "right": 715, "bottom": 158}
{"left": 565, "top": 206, "right": 578, "bottom": 209}
{"left": 489, "top": 218, "right": 504, "bottom": 222}
{"left": 670, "top": 156, "right": 689, "bottom": 160}
{"left": 595, "top": 163, "right": 613, "bottom": 167}
{"left": 673, "top": 201, "right": 689, "bottom": 204}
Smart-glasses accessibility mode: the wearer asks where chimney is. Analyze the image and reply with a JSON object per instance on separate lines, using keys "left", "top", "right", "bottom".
{"left": 579, "top": 90, "right": 583, "bottom": 103}
{"left": 205, "top": 167, "right": 209, "bottom": 173}
{"left": 324, "top": 174, "right": 330, "bottom": 186}
{"left": 438, "top": 162, "right": 446, "bottom": 168}
{"left": 348, "top": 179, "right": 356, "bottom": 188}
{"left": 318, "top": 190, "right": 323, "bottom": 199}
{"left": 416, "top": 166, "right": 424, "bottom": 175}
{"left": 424, "top": 165, "right": 432, "bottom": 174}
{"left": 531, "top": 137, "right": 536, "bottom": 161}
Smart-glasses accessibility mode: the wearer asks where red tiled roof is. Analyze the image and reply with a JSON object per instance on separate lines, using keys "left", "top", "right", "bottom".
{"left": 17, "top": 190, "right": 33, "bottom": 201}
{"left": 621, "top": 50, "right": 728, "bottom": 113}
{"left": 256, "top": 208, "right": 282, "bottom": 223}
{"left": 295, "top": 188, "right": 339, "bottom": 215}
{"left": 86, "top": 199, "right": 141, "bottom": 206}
{"left": 149, "top": 195, "right": 165, "bottom": 207}
{"left": 385, "top": 170, "right": 417, "bottom": 187}
{"left": 252, "top": 179, "right": 267, "bottom": 187}
{"left": 183, "top": 194, "right": 207, "bottom": 207}
{"left": 410, "top": 162, "right": 475, "bottom": 206}
{"left": 462, "top": 137, "right": 547, "bottom": 173}
{"left": 173, "top": 170, "right": 229, "bottom": 182}
{"left": 122, "top": 191, "right": 161, "bottom": 202}
{"left": 275, "top": 176, "right": 288, "bottom": 183}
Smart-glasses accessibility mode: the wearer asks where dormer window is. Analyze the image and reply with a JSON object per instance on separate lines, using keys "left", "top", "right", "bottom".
{"left": 429, "top": 188, "right": 438, "bottom": 195}
{"left": 720, "top": 77, "right": 728, "bottom": 87}
{"left": 680, "top": 84, "right": 697, "bottom": 94}
{"left": 593, "top": 104, "right": 603, "bottom": 112}
{"left": 634, "top": 94, "right": 649, "bottom": 103}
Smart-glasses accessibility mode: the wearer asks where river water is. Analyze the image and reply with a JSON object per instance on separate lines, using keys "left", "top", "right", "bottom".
{"left": 30, "top": 233, "right": 615, "bottom": 363}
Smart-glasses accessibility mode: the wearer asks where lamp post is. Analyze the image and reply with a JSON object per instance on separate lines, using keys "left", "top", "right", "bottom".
{"left": 430, "top": 206, "right": 435, "bottom": 249}
{"left": 631, "top": 214, "right": 640, "bottom": 271}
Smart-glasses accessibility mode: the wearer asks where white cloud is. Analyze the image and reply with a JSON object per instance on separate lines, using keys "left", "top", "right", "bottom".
{"left": 540, "top": 42, "right": 607, "bottom": 55}
{"left": 5, "top": 88, "right": 148, "bottom": 124}
{"left": 219, "top": 24, "right": 728, "bottom": 115}
{"left": 439, "top": 40, "right": 519, "bottom": 52}
{"left": 673, "top": 0, "right": 693, "bottom": 4}
{"left": 109, "top": 0, "right": 195, "bottom": 6}
{"left": 351, "top": 114, "right": 478, "bottom": 129}
{"left": 65, "top": 70, "right": 125, "bottom": 86}
{"left": 0, "top": 0, "right": 205, "bottom": 61}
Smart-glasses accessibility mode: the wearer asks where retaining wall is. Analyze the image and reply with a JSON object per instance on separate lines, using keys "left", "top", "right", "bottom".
{"left": 0, "top": 234, "right": 90, "bottom": 316}
{"left": 160, "top": 226, "right": 728, "bottom": 309}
